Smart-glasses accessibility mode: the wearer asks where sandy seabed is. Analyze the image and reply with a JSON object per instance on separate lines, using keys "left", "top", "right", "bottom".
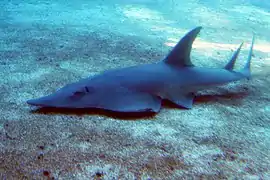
{"left": 0, "top": 0, "right": 270, "bottom": 179}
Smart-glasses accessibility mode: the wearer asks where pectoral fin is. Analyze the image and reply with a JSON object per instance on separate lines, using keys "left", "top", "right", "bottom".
{"left": 96, "top": 88, "right": 162, "bottom": 113}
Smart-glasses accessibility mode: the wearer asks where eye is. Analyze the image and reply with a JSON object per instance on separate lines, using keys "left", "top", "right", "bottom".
{"left": 84, "top": 86, "right": 95, "bottom": 93}
{"left": 72, "top": 86, "right": 92, "bottom": 96}
{"left": 84, "top": 86, "right": 90, "bottom": 93}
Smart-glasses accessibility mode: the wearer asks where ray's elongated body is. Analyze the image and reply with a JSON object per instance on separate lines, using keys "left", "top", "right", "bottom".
{"left": 27, "top": 27, "right": 255, "bottom": 113}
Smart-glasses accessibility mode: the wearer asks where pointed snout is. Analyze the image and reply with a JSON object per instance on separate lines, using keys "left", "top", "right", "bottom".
{"left": 27, "top": 94, "right": 58, "bottom": 107}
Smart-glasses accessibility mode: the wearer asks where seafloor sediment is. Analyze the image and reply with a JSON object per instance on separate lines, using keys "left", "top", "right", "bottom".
{"left": 0, "top": 0, "right": 269, "bottom": 179}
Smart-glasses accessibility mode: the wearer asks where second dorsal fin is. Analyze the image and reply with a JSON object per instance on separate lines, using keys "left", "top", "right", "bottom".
{"left": 164, "top": 26, "right": 202, "bottom": 67}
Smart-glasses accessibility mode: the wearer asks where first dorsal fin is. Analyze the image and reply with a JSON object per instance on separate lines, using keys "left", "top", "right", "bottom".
{"left": 164, "top": 26, "right": 202, "bottom": 67}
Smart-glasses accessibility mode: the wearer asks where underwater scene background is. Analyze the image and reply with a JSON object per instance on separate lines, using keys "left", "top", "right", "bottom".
{"left": 0, "top": 0, "right": 270, "bottom": 179}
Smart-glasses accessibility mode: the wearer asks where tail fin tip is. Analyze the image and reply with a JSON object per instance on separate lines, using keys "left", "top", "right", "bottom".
{"left": 240, "top": 34, "right": 255, "bottom": 78}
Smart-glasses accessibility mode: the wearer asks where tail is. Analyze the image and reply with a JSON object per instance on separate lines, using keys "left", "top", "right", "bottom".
{"left": 239, "top": 35, "right": 255, "bottom": 79}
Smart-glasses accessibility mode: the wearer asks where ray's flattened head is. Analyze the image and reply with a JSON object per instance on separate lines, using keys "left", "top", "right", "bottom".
{"left": 27, "top": 83, "right": 162, "bottom": 113}
{"left": 27, "top": 85, "right": 96, "bottom": 108}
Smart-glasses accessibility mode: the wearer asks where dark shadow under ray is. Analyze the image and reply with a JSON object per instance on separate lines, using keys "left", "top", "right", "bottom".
{"left": 30, "top": 106, "right": 157, "bottom": 120}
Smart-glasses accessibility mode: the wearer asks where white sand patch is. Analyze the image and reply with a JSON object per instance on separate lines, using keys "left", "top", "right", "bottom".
{"left": 165, "top": 39, "right": 270, "bottom": 54}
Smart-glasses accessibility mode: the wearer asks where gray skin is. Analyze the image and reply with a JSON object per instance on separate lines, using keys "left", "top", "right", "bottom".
{"left": 27, "top": 26, "right": 255, "bottom": 113}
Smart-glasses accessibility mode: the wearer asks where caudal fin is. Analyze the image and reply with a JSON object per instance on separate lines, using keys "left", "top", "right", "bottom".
{"left": 240, "top": 35, "right": 255, "bottom": 78}
{"left": 164, "top": 26, "right": 202, "bottom": 67}
{"left": 224, "top": 42, "right": 243, "bottom": 70}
